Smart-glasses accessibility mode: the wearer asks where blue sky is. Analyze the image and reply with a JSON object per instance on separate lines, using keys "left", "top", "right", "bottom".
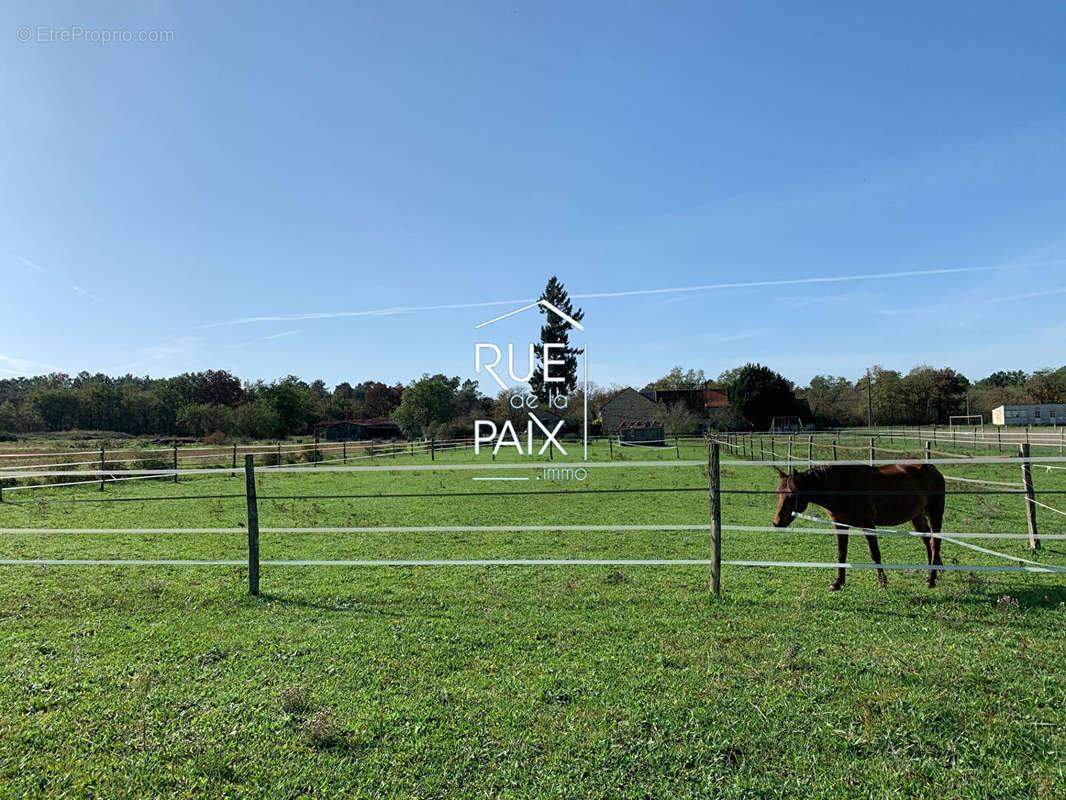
{"left": 3, "top": 1, "right": 1065, "bottom": 391}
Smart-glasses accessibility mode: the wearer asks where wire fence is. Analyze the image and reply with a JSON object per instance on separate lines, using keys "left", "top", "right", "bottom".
{"left": 2, "top": 441, "right": 1065, "bottom": 595}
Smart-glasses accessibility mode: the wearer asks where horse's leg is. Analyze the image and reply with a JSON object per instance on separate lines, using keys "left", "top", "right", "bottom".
{"left": 830, "top": 527, "right": 848, "bottom": 591}
{"left": 931, "top": 535, "right": 943, "bottom": 586}
{"left": 927, "top": 494, "right": 945, "bottom": 586}
{"left": 912, "top": 515, "right": 937, "bottom": 588}
{"left": 864, "top": 532, "right": 887, "bottom": 589}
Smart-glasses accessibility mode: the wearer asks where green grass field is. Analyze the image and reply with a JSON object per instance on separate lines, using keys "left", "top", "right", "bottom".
{"left": 1, "top": 440, "right": 1065, "bottom": 798}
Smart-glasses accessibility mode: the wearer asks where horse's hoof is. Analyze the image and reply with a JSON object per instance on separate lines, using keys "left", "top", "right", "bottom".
{"left": 828, "top": 582, "right": 843, "bottom": 592}
{"left": 925, "top": 580, "right": 937, "bottom": 589}
{"left": 878, "top": 581, "right": 888, "bottom": 590}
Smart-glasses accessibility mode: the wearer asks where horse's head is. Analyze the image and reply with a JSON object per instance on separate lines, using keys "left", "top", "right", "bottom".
{"left": 772, "top": 467, "right": 808, "bottom": 527}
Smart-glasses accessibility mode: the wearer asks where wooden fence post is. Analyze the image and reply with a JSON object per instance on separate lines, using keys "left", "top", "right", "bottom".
{"left": 231, "top": 443, "right": 237, "bottom": 477}
{"left": 708, "top": 440, "right": 721, "bottom": 596}
{"left": 343, "top": 441, "right": 347, "bottom": 463}
{"left": 1020, "top": 443, "right": 1039, "bottom": 550}
{"left": 869, "top": 437, "right": 875, "bottom": 466}
{"left": 244, "top": 455, "right": 260, "bottom": 595}
{"left": 430, "top": 438, "right": 435, "bottom": 461}
{"left": 807, "top": 435, "right": 813, "bottom": 463}
{"left": 675, "top": 435, "right": 680, "bottom": 459}
{"left": 832, "top": 439, "right": 837, "bottom": 461}
{"left": 925, "top": 440, "right": 931, "bottom": 461}
{"left": 172, "top": 444, "right": 178, "bottom": 484}
{"left": 99, "top": 447, "right": 105, "bottom": 491}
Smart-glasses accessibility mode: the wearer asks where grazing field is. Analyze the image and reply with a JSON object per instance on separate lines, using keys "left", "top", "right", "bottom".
{"left": 1, "top": 442, "right": 1065, "bottom": 798}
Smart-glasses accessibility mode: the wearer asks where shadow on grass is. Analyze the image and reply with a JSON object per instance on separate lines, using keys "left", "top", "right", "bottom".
{"left": 257, "top": 592, "right": 406, "bottom": 618}
{"left": 1010, "top": 584, "right": 1066, "bottom": 610}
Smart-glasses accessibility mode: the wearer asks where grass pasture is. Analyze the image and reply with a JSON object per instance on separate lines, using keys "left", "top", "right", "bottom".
{"left": 1, "top": 441, "right": 1066, "bottom": 798}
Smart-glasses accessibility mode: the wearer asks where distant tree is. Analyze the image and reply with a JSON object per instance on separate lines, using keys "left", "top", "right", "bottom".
{"left": 262, "top": 377, "right": 315, "bottom": 436}
{"left": 159, "top": 373, "right": 199, "bottom": 411}
{"left": 529, "top": 276, "right": 585, "bottom": 404}
{"left": 653, "top": 366, "right": 707, "bottom": 390}
{"left": 392, "top": 374, "right": 458, "bottom": 437}
{"left": 492, "top": 387, "right": 528, "bottom": 427}
{"left": 30, "top": 388, "right": 81, "bottom": 431}
{"left": 453, "top": 379, "right": 482, "bottom": 418}
{"left": 193, "top": 370, "right": 244, "bottom": 407}
{"left": 978, "top": 370, "right": 1029, "bottom": 388}
{"left": 588, "top": 383, "right": 625, "bottom": 416}
{"left": 0, "top": 401, "right": 17, "bottom": 433}
{"left": 1027, "top": 367, "right": 1066, "bottom": 404}
{"left": 716, "top": 366, "right": 747, "bottom": 389}
{"left": 867, "top": 366, "right": 907, "bottom": 426}
{"left": 657, "top": 401, "right": 700, "bottom": 435}
{"left": 899, "top": 366, "right": 969, "bottom": 424}
{"left": 236, "top": 400, "right": 281, "bottom": 439}
{"left": 726, "top": 364, "right": 800, "bottom": 430}
{"left": 800, "top": 375, "right": 854, "bottom": 426}
{"left": 324, "top": 392, "right": 354, "bottom": 421}
{"left": 176, "top": 403, "right": 236, "bottom": 437}
{"left": 362, "top": 382, "right": 404, "bottom": 418}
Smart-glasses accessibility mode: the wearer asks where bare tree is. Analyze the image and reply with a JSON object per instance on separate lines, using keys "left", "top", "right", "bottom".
{"left": 657, "top": 401, "right": 699, "bottom": 435}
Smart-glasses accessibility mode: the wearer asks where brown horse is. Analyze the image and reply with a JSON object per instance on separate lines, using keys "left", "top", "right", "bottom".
{"left": 772, "top": 463, "right": 945, "bottom": 590}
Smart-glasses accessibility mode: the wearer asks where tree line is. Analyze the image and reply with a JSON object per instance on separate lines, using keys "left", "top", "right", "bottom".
{"left": 2, "top": 362, "right": 1063, "bottom": 441}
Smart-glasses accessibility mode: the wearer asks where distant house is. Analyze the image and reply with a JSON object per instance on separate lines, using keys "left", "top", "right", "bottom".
{"left": 992, "top": 404, "right": 1066, "bottom": 427}
{"left": 600, "top": 388, "right": 659, "bottom": 434}
{"left": 315, "top": 419, "right": 402, "bottom": 441}
{"left": 653, "top": 387, "right": 730, "bottom": 415}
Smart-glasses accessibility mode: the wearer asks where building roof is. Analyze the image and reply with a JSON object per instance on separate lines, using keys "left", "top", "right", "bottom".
{"left": 315, "top": 418, "right": 397, "bottom": 428}
{"left": 601, "top": 387, "right": 658, "bottom": 412}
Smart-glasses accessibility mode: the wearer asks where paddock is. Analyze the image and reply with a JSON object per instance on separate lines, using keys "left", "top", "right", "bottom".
{"left": 2, "top": 437, "right": 1064, "bottom": 594}
{"left": 3, "top": 438, "right": 1066, "bottom": 796}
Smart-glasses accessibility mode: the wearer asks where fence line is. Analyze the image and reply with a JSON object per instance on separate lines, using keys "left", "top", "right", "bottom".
{"left": 3, "top": 524, "right": 1064, "bottom": 540}
{"left": 4, "top": 443, "right": 1065, "bottom": 596}
{"left": 791, "top": 511, "right": 1051, "bottom": 568}
{"left": 0, "top": 558, "right": 1062, "bottom": 574}
{"left": 13, "top": 453, "right": 1066, "bottom": 481}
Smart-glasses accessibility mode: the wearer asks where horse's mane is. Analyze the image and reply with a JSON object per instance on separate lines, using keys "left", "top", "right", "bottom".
{"left": 795, "top": 464, "right": 833, "bottom": 492}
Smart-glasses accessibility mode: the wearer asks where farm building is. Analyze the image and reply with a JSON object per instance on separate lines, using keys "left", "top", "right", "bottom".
{"left": 618, "top": 421, "right": 666, "bottom": 444}
{"left": 653, "top": 387, "right": 730, "bottom": 415}
{"left": 991, "top": 404, "right": 1066, "bottom": 426}
{"left": 599, "top": 388, "right": 658, "bottom": 434}
{"left": 315, "top": 419, "right": 403, "bottom": 441}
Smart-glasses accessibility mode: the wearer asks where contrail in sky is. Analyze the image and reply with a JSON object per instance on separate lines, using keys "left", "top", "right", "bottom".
{"left": 201, "top": 259, "right": 1057, "bottom": 328}
{"left": 14, "top": 255, "right": 45, "bottom": 272}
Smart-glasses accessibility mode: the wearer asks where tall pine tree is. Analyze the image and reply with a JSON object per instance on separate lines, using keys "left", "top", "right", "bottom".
{"left": 529, "top": 276, "right": 585, "bottom": 404}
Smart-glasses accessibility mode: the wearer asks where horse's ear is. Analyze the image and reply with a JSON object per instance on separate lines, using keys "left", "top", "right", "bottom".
{"left": 772, "top": 466, "right": 787, "bottom": 479}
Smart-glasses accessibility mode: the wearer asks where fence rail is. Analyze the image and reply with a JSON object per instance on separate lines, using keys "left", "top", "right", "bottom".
{"left": 2, "top": 443, "right": 1065, "bottom": 596}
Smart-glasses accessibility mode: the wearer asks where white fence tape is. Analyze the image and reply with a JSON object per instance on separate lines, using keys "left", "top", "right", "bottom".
{"left": 2, "top": 523, "right": 1064, "bottom": 540}
{"left": 0, "top": 558, "right": 1062, "bottom": 573}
